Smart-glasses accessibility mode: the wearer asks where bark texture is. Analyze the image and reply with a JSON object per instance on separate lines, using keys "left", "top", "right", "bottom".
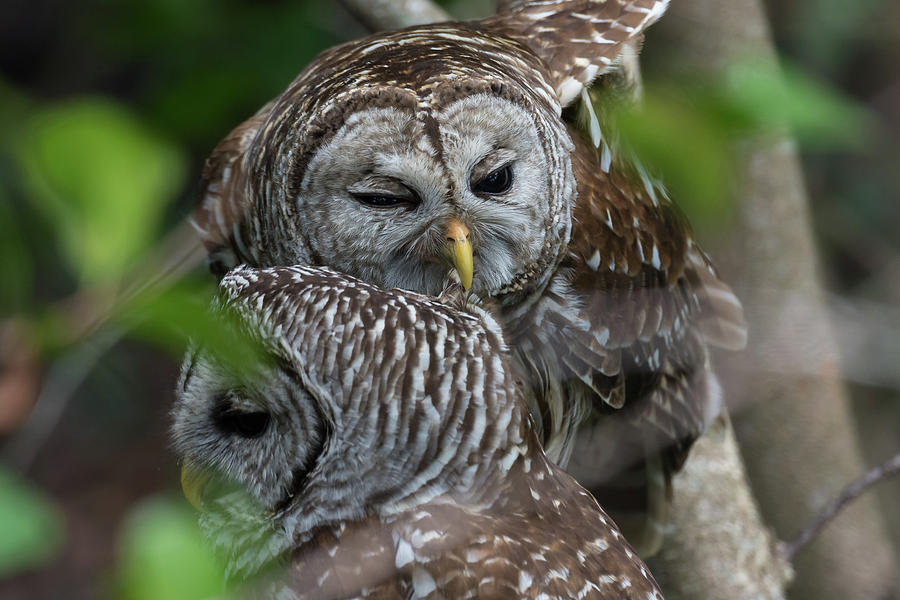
{"left": 651, "top": 1, "right": 900, "bottom": 598}
{"left": 647, "top": 415, "right": 792, "bottom": 600}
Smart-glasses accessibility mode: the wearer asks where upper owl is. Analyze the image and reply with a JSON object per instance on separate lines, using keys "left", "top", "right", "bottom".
{"left": 194, "top": 0, "right": 670, "bottom": 306}
{"left": 171, "top": 265, "right": 663, "bottom": 599}
{"left": 193, "top": 0, "right": 746, "bottom": 555}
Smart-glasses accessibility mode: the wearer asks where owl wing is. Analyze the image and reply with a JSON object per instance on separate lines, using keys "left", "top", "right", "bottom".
{"left": 566, "top": 125, "right": 745, "bottom": 423}
{"left": 390, "top": 490, "right": 662, "bottom": 599}
{"left": 515, "top": 126, "right": 746, "bottom": 556}
{"left": 487, "top": 0, "right": 669, "bottom": 106}
{"left": 489, "top": 0, "right": 745, "bottom": 461}
{"left": 517, "top": 127, "right": 745, "bottom": 473}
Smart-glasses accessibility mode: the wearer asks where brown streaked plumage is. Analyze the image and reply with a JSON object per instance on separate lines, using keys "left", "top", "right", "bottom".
{"left": 193, "top": 0, "right": 746, "bottom": 554}
{"left": 172, "top": 265, "right": 664, "bottom": 600}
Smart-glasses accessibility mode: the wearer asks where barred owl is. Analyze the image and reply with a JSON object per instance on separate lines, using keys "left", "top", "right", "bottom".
{"left": 193, "top": 0, "right": 746, "bottom": 552}
{"left": 171, "top": 265, "right": 663, "bottom": 600}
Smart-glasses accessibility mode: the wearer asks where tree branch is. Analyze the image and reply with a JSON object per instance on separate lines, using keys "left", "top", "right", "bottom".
{"left": 786, "top": 451, "right": 900, "bottom": 559}
{"left": 647, "top": 414, "right": 792, "bottom": 600}
{"left": 336, "top": 0, "right": 450, "bottom": 32}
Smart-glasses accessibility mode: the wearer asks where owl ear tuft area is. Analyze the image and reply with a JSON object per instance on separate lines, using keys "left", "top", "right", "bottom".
{"left": 486, "top": 0, "right": 670, "bottom": 107}
{"left": 193, "top": 104, "right": 273, "bottom": 278}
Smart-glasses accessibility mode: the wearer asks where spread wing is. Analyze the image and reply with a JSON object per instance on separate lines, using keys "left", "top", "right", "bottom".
{"left": 576, "top": 125, "right": 743, "bottom": 418}
{"left": 521, "top": 123, "right": 746, "bottom": 473}
{"left": 488, "top": 0, "right": 745, "bottom": 467}
{"left": 487, "top": 0, "right": 670, "bottom": 106}
{"left": 512, "top": 123, "right": 746, "bottom": 554}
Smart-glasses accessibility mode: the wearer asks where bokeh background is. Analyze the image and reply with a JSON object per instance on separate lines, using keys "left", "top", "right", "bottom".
{"left": 0, "top": 0, "right": 897, "bottom": 598}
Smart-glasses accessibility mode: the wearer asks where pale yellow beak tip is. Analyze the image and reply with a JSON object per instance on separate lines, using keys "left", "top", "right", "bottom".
{"left": 453, "top": 239, "right": 474, "bottom": 291}
{"left": 446, "top": 219, "right": 474, "bottom": 291}
{"left": 181, "top": 464, "right": 208, "bottom": 511}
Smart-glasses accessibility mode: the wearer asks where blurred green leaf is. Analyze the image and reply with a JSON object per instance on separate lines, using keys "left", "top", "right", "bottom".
{"left": 15, "top": 99, "right": 186, "bottom": 284}
{"left": 0, "top": 82, "right": 35, "bottom": 315}
{"left": 84, "top": 0, "right": 337, "bottom": 146}
{"left": 116, "top": 496, "right": 225, "bottom": 600}
{"left": 612, "top": 56, "right": 872, "bottom": 226}
{"left": 0, "top": 466, "right": 64, "bottom": 577}
{"left": 723, "top": 59, "right": 872, "bottom": 149}
{"left": 616, "top": 88, "right": 734, "bottom": 224}
{"left": 0, "top": 190, "right": 33, "bottom": 316}
{"left": 112, "top": 276, "right": 270, "bottom": 375}
{"left": 0, "top": 80, "right": 33, "bottom": 139}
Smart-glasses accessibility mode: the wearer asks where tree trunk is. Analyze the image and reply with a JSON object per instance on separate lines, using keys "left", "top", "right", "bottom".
{"left": 651, "top": 1, "right": 900, "bottom": 597}
{"left": 647, "top": 415, "right": 792, "bottom": 600}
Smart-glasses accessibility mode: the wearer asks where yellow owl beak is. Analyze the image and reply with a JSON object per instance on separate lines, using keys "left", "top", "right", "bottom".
{"left": 180, "top": 462, "right": 210, "bottom": 511}
{"left": 445, "top": 218, "right": 473, "bottom": 290}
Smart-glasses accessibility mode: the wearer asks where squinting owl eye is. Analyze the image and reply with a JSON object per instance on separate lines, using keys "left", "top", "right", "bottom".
{"left": 473, "top": 164, "right": 513, "bottom": 195}
{"left": 352, "top": 194, "right": 418, "bottom": 208}
{"left": 212, "top": 396, "right": 271, "bottom": 439}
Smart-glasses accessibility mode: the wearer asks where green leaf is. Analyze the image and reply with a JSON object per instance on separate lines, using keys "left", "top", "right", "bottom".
{"left": 0, "top": 189, "right": 33, "bottom": 316}
{"left": 0, "top": 80, "right": 33, "bottom": 140}
{"left": 722, "top": 58, "right": 872, "bottom": 149}
{"left": 615, "top": 87, "right": 735, "bottom": 225}
{"left": 15, "top": 99, "right": 186, "bottom": 284}
{"left": 116, "top": 496, "right": 226, "bottom": 600}
{"left": 112, "top": 275, "right": 270, "bottom": 375}
{"left": 0, "top": 467, "right": 64, "bottom": 577}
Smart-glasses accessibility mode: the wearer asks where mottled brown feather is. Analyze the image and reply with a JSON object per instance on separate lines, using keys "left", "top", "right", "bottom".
{"left": 488, "top": 0, "right": 670, "bottom": 105}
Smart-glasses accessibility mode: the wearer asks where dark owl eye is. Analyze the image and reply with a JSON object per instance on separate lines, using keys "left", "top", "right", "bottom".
{"left": 473, "top": 164, "right": 513, "bottom": 195}
{"left": 212, "top": 396, "right": 270, "bottom": 439}
{"left": 353, "top": 194, "right": 409, "bottom": 208}
{"left": 229, "top": 412, "right": 270, "bottom": 438}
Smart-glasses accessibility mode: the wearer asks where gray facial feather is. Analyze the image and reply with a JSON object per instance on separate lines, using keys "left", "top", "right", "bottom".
{"left": 293, "top": 94, "right": 568, "bottom": 299}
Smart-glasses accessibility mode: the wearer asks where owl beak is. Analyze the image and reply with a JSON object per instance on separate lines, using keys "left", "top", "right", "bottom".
{"left": 445, "top": 218, "right": 473, "bottom": 290}
{"left": 180, "top": 462, "right": 210, "bottom": 511}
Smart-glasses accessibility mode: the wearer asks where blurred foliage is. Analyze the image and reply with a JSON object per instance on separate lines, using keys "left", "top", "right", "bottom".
{"left": 16, "top": 99, "right": 186, "bottom": 285}
{"left": 0, "top": 82, "right": 35, "bottom": 315}
{"left": 0, "top": 467, "right": 63, "bottom": 578}
{"left": 0, "top": 189, "right": 32, "bottom": 315}
{"left": 779, "top": 0, "right": 885, "bottom": 74}
{"left": 115, "top": 497, "right": 225, "bottom": 600}
{"left": 78, "top": 0, "right": 343, "bottom": 148}
{"left": 614, "top": 58, "right": 873, "bottom": 226}
{"left": 112, "top": 275, "right": 271, "bottom": 381}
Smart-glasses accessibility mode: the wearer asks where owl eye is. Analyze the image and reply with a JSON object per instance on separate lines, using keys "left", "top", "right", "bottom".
{"left": 472, "top": 164, "right": 513, "bottom": 195}
{"left": 212, "top": 396, "right": 271, "bottom": 439}
{"left": 352, "top": 194, "right": 411, "bottom": 208}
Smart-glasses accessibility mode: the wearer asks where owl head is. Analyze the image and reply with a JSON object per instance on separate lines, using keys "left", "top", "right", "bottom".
{"left": 195, "top": 3, "right": 667, "bottom": 306}
{"left": 171, "top": 265, "right": 526, "bottom": 576}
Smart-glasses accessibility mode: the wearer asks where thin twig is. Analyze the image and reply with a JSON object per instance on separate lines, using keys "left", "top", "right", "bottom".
{"left": 336, "top": 0, "right": 450, "bottom": 32}
{"left": 785, "top": 451, "right": 900, "bottom": 559}
{"left": 0, "top": 222, "right": 205, "bottom": 473}
{"left": 1, "top": 329, "right": 122, "bottom": 472}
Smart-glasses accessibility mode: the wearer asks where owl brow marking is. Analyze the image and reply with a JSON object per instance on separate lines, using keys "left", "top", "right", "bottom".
{"left": 420, "top": 112, "right": 445, "bottom": 163}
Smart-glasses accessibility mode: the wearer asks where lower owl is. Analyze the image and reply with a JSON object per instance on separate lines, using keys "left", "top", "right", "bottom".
{"left": 171, "top": 265, "right": 663, "bottom": 599}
